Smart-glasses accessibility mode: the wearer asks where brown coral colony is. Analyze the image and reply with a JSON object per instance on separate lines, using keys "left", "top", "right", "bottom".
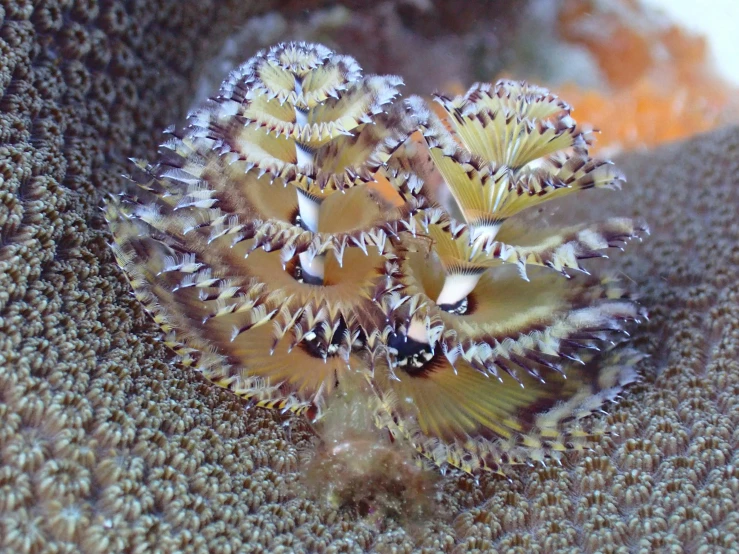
{"left": 107, "top": 41, "right": 647, "bottom": 475}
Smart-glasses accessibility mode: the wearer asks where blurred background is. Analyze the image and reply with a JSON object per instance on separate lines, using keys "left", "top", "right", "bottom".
{"left": 194, "top": 0, "right": 739, "bottom": 158}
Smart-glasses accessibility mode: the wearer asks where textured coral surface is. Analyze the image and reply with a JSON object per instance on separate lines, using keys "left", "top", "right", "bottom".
{"left": 1, "top": 1, "right": 738, "bottom": 553}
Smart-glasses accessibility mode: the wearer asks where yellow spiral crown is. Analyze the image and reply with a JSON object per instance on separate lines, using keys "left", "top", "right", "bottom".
{"left": 106, "top": 42, "right": 647, "bottom": 475}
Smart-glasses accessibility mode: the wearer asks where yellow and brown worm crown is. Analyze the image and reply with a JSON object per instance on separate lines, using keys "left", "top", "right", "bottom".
{"left": 106, "top": 42, "right": 648, "bottom": 475}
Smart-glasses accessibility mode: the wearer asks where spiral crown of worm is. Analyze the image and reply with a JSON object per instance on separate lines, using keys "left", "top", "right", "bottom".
{"left": 106, "top": 41, "right": 647, "bottom": 475}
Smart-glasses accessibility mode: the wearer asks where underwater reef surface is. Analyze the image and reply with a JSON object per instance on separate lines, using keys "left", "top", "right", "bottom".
{"left": 0, "top": 1, "right": 738, "bottom": 552}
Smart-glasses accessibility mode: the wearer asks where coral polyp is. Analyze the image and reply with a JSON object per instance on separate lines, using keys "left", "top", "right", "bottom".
{"left": 106, "top": 41, "right": 647, "bottom": 476}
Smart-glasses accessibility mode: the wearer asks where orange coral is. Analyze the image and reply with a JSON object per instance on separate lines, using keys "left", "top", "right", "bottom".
{"left": 561, "top": 79, "right": 729, "bottom": 154}
{"left": 556, "top": 0, "right": 737, "bottom": 153}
